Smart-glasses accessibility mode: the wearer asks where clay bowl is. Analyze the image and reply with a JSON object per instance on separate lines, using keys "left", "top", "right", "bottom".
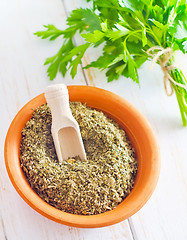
{"left": 4, "top": 85, "right": 160, "bottom": 228}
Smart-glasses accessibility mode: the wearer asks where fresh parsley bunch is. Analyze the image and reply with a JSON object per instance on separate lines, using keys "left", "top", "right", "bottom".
{"left": 35, "top": 0, "right": 187, "bottom": 126}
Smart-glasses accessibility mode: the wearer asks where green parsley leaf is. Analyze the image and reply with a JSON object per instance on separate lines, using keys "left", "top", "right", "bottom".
{"left": 81, "top": 30, "right": 104, "bottom": 43}
{"left": 34, "top": 25, "right": 64, "bottom": 40}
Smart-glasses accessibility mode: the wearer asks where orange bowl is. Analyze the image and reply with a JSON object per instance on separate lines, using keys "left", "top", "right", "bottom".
{"left": 4, "top": 85, "right": 160, "bottom": 228}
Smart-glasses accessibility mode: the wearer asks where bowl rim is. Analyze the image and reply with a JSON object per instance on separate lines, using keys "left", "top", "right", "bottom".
{"left": 4, "top": 85, "right": 160, "bottom": 228}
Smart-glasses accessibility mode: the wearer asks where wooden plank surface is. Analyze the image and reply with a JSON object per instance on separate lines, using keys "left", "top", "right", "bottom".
{"left": 0, "top": 0, "right": 187, "bottom": 239}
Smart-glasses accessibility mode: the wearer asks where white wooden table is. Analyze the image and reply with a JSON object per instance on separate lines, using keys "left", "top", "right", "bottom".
{"left": 1, "top": 0, "right": 187, "bottom": 239}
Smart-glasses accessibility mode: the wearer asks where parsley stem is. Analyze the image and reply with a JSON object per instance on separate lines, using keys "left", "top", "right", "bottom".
{"left": 170, "top": 69, "right": 187, "bottom": 126}
{"left": 146, "top": 28, "right": 162, "bottom": 47}
{"left": 123, "top": 30, "right": 153, "bottom": 49}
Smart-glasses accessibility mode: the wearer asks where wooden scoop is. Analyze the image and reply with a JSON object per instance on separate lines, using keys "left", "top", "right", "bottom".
{"left": 45, "top": 84, "right": 87, "bottom": 162}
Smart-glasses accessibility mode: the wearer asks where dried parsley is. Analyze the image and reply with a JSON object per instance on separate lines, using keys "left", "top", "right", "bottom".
{"left": 20, "top": 102, "right": 137, "bottom": 215}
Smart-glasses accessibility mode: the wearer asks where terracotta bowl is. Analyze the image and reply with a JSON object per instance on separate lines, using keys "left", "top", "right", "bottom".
{"left": 4, "top": 85, "right": 160, "bottom": 228}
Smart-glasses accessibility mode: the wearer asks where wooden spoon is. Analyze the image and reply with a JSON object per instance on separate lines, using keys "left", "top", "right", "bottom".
{"left": 45, "top": 84, "right": 86, "bottom": 162}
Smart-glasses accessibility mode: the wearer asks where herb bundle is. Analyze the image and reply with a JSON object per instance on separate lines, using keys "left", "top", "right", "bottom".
{"left": 35, "top": 0, "right": 187, "bottom": 126}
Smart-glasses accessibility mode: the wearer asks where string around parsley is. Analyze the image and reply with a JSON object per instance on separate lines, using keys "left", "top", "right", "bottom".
{"left": 147, "top": 46, "right": 187, "bottom": 96}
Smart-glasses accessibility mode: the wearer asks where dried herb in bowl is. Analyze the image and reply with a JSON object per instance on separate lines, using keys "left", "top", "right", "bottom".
{"left": 20, "top": 102, "right": 137, "bottom": 215}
